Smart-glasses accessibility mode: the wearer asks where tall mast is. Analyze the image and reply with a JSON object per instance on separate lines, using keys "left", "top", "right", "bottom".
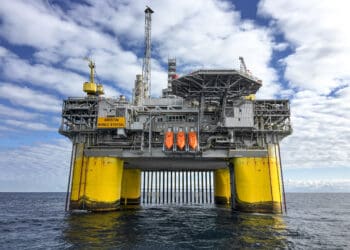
{"left": 142, "top": 6, "right": 154, "bottom": 101}
{"left": 239, "top": 56, "right": 247, "bottom": 73}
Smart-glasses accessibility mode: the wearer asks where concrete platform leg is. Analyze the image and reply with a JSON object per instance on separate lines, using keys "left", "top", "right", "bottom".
{"left": 214, "top": 168, "right": 231, "bottom": 205}
{"left": 121, "top": 169, "right": 141, "bottom": 205}
{"left": 69, "top": 144, "right": 124, "bottom": 211}
{"left": 232, "top": 144, "right": 283, "bottom": 214}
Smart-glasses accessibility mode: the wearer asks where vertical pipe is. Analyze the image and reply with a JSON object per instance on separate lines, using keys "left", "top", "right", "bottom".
{"left": 196, "top": 171, "right": 199, "bottom": 203}
{"left": 178, "top": 171, "right": 180, "bottom": 203}
{"left": 162, "top": 170, "right": 165, "bottom": 204}
{"left": 153, "top": 171, "right": 158, "bottom": 204}
{"left": 194, "top": 171, "right": 196, "bottom": 203}
{"left": 180, "top": 171, "right": 182, "bottom": 203}
{"left": 186, "top": 170, "right": 188, "bottom": 203}
{"left": 79, "top": 154, "right": 87, "bottom": 210}
{"left": 144, "top": 171, "right": 146, "bottom": 204}
{"left": 170, "top": 171, "right": 173, "bottom": 203}
{"left": 174, "top": 171, "right": 177, "bottom": 203}
{"left": 205, "top": 171, "right": 208, "bottom": 203}
{"left": 196, "top": 171, "right": 200, "bottom": 203}
{"left": 193, "top": 171, "right": 196, "bottom": 203}
{"left": 65, "top": 143, "right": 76, "bottom": 211}
{"left": 267, "top": 150, "right": 274, "bottom": 202}
{"left": 278, "top": 143, "right": 288, "bottom": 213}
{"left": 158, "top": 171, "right": 161, "bottom": 204}
{"left": 145, "top": 170, "right": 150, "bottom": 204}
{"left": 204, "top": 171, "right": 206, "bottom": 203}
{"left": 143, "top": 171, "right": 146, "bottom": 203}
{"left": 77, "top": 149, "right": 85, "bottom": 208}
{"left": 155, "top": 171, "right": 158, "bottom": 204}
{"left": 157, "top": 171, "right": 159, "bottom": 204}
{"left": 166, "top": 171, "right": 169, "bottom": 203}
{"left": 182, "top": 170, "right": 185, "bottom": 203}
{"left": 274, "top": 144, "right": 283, "bottom": 213}
{"left": 150, "top": 171, "right": 153, "bottom": 204}
{"left": 201, "top": 171, "right": 204, "bottom": 203}
{"left": 179, "top": 171, "right": 180, "bottom": 203}
{"left": 168, "top": 171, "right": 170, "bottom": 203}
{"left": 146, "top": 171, "right": 149, "bottom": 204}
{"left": 178, "top": 170, "right": 181, "bottom": 203}
{"left": 190, "top": 171, "right": 192, "bottom": 203}
{"left": 209, "top": 171, "right": 212, "bottom": 204}
{"left": 178, "top": 171, "right": 181, "bottom": 203}
{"left": 229, "top": 162, "right": 236, "bottom": 209}
{"left": 183, "top": 170, "right": 185, "bottom": 204}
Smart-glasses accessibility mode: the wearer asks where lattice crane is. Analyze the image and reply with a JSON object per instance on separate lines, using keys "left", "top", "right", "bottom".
{"left": 142, "top": 6, "right": 154, "bottom": 102}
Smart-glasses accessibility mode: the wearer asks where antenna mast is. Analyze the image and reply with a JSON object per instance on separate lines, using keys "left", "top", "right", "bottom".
{"left": 142, "top": 6, "right": 154, "bottom": 101}
{"left": 239, "top": 56, "right": 248, "bottom": 73}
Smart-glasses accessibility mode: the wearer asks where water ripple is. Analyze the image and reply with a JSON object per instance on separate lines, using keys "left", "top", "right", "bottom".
{"left": 0, "top": 193, "right": 349, "bottom": 249}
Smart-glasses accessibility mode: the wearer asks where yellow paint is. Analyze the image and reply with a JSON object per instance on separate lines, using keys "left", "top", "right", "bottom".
{"left": 244, "top": 94, "right": 256, "bottom": 100}
{"left": 97, "top": 117, "right": 126, "bottom": 128}
{"left": 70, "top": 143, "right": 85, "bottom": 203}
{"left": 83, "top": 82, "right": 97, "bottom": 95}
{"left": 69, "top": 147, "right": 124, "bottom": 211}
{"left": 96, "top": 84, "right": 104, "bottom": 95}
{"left": 83, "top": 157, "right": 124, "bottom": 211}
{"left": 233, "top": 144, "right": 283, "bottom": 213}
{"left": 82, "top": 59, "right": 104, "bottom": 96}
{"left": 214, "top": 168, "right": 231, "bottom": 204}
{"left": 121, "top": 169, "right": 141, "bottom": 205}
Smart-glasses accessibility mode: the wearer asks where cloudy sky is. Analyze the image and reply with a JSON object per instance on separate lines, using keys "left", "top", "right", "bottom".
{"left": 0, "top": 0, "right": 349, "bottom": 192}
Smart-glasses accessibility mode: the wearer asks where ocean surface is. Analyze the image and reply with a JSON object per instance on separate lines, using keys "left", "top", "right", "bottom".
{"left": 0, "top": 193, "right": 349, "bottom": 249}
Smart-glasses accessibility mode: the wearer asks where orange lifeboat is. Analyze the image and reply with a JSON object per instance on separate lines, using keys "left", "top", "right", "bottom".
{"left": 176, "top": 131, "right": 186, "bottom": 150}
{"left": 164, "top": 131, "right": 174, "bottom": 150}
{"left": 188, "top": 131, "right": 198, "bottom": 150}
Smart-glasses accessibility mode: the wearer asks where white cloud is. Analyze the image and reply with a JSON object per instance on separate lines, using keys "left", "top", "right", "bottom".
{"left": 258, "top": 0, "right": 350, "bottom": 170}
{"left": 0, "top": 0, "right": 130, "bottom": 97}
{"left": 0, "top": 47, "right": 85, "bottom": 96}
{"left": 0, "top": 83, "right": 61, "bottom": 112}
{"left": 0, "top": 104, "right": 39, "bottom": 120}
{"left": 4, "top": 119, "right": 56, "bottom": 131}
{"left": 0, "top": 139, "right": 71, "bottom": 191}
{"left": 280, "top": 87, "right": 350, "bottom": 169}
{"left": 0, "top": 0, "right": 286, "bottom": 98}
{"left": 258, "top": 0, "right": 350, "bottom": 94}
{"left": 0, "top": 125, "right": 17, "bottom": 132}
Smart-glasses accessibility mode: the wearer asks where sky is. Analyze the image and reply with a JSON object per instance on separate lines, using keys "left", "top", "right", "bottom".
{"left": 0, "top": 0, "right": 349, "bottom": 192}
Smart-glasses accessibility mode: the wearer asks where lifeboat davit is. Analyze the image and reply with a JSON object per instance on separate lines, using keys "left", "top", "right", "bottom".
{"left": 164, "top": 131, "right": 174, "bottom": 150}
{"left": 188, "top": 131, "right": 198, "bottom": 150}
{"left": 176, "top": 131, "right": 186, "bottom": 150}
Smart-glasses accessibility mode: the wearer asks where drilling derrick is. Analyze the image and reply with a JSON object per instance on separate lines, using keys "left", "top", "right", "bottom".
{"left": 142, "top": 6, "right": 154, "bottom": 101}
{"left": 60, "top": 7, "right": 292, "bottom": 214}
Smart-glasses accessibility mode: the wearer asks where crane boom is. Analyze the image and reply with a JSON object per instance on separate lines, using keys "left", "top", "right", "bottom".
{"left": 142, "top": 6, "right": 154, "bottom": 102}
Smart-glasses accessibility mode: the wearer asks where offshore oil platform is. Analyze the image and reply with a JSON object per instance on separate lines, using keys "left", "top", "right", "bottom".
{"left": 59, "top": 7, "right": 292, "bottom": 213}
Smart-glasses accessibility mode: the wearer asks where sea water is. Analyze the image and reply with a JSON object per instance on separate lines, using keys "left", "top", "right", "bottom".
{"left": 0, "top": 193, "right": 349, "bottom": 249}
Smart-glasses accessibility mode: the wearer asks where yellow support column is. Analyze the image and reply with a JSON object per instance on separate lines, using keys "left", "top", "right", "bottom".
{"left": 214, "top": 168, "right": 231, "bottom": 205}
{"left": 69, "top": 146, "right": 124, "bottom": 211}
{"left": 69, "top": 143, "right": 86, "bottom": 210}
{"left": 233, "top": 144, "right": 283, "bottom": 213}
{"left": 121, "top": 169, "right": 141, "bottom": 205}
{"left": 83, "top": 157, "right": 124, "bottom": 211}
